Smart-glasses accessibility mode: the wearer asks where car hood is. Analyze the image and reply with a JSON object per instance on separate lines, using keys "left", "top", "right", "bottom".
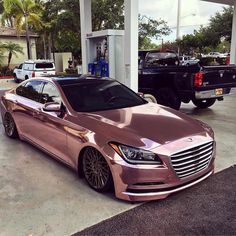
{"left": 77, "top": 103, "right": 208, "bottom": 150}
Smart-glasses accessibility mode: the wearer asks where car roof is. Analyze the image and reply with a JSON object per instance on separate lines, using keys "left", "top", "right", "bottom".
{"left": 52, "top": 75, "right": 115, "bottom": 86}
{"left": 24, "top": 60, "right": 54, "bottom": 64}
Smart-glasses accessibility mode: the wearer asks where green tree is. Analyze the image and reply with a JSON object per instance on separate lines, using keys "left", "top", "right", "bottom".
{"left": 139, "top": 15, "right": 171, "bottom": 49}
{"left": 3, "top": 0, "right": 43, "bottom": 59}
{"left": 92, "top": 0, "right": 124, "bottom": 30}
{"left": 1, "top": 42, "right": 23, "bottom": 68}
{"left": 177, "top": 6, "right": 233, "bottom": 54}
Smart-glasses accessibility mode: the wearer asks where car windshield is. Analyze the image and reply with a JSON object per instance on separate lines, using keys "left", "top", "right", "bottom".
{"left": 61, "top": 80, "right": 147, "bottom": 112}
{"left": 145, "top": 52, "right": 178, "bottom": 66}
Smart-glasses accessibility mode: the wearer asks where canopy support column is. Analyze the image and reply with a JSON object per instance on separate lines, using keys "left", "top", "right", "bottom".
{"left": 124, "top": 0, "right": 139, "bottom": 92}
{"left": 80, "top": 0, "right": 92, "bottom": 73}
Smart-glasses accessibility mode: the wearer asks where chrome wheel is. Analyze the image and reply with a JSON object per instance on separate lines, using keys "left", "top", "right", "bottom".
{"left": 82, "top": 148, "right": 112, "bottom": 192}
{"left": 4, "top": 113, "right": 18, "bottom": 138}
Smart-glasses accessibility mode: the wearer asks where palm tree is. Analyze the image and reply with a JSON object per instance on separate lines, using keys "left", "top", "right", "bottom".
{"left": 3, "top": 0, "right": 43, "bottom": 59}
{"left": 1, "top": 42, "right": 23, "bottom": 68}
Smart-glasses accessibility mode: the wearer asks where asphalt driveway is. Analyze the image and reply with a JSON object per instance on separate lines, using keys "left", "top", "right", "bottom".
{"left": 75, "top": 166, "right": 236, "bottom": 235}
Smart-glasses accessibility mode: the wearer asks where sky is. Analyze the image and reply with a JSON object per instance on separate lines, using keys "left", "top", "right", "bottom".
{"left": 139, "top": 0, "right": 229, "bottom": 44}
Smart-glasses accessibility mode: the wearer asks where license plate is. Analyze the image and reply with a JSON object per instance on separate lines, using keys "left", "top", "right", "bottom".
{"left": 215, "top": 88, "right": 223, "bottom": 95}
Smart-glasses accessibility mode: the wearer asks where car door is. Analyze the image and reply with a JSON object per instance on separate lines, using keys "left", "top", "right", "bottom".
{"left": 13, "top": 80, "right": 44, "bottom": 142}
{"left": 16, "top": 63, "right": 23, "bottom": 80}
{"left": 34, "top": 82, "right": 71, "bottom": 165}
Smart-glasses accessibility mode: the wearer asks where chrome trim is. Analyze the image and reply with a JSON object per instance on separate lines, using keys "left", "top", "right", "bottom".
{"left": 173, "top": 156, "right": 211, "bottom": 171}
{"left": 171, "top": 146, "right": 213, "bottom": 161}
{"left": 171, "top": 142, "right": 212, "bottom": 158}
{"left": 123, "top": 170, "right": 213, "bottom": 197}
{"left": 171, "top": 141, "right": 214, "bottom": 179}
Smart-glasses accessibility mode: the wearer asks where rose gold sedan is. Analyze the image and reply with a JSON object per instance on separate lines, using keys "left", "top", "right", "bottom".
{"left": 0, "top": 76, "right": 215, "bottom": 201}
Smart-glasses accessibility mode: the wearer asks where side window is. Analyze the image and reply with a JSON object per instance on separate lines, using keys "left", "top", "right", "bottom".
{"left": 41, "top": 82, "right": 61, "bottom": 104}
{"left": 18, "top": 64, "right": 23, "bottom": 69}
{"left": 23, "top": 81, "right": 42, "bottom": 102}
{"left": 16, "top": 83, "right": 26, "bottom": 96}
{"left": 23, "top": 63, "right": 33, "bottom": 70}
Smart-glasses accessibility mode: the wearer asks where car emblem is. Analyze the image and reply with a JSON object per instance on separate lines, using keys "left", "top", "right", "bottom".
{"left": 219, "top": 70, "right": 224, "bottom": 78}
{"left": 186, "top": 138, "right": 193, "bottom": 142}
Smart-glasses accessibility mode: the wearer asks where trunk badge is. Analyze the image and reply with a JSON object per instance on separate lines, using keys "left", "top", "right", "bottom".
{"left": 186, "top": 138, "right": 193, "bottom": 142}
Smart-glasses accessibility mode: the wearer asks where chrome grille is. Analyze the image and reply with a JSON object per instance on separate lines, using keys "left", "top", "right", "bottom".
{"left": 171, "top": 141, "right": 214, "bottom": 179}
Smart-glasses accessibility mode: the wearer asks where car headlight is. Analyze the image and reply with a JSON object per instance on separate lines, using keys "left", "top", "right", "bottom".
{"left": 109, "top": 143, "right": 162, "bottom": 165}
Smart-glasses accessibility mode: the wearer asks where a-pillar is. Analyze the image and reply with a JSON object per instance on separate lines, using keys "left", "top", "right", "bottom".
{"left": 124, "top": 0, "right": 139, "bottom": 92}
{"left": 230, "top": 1, "right": 236, "bottom": 64}
{"left": 80, "top": 0, "right": 92, "bottom": 73}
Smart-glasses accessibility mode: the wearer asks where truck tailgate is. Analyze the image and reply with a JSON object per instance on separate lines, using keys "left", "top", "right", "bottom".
{"left": 202, "top": 65, "right": 236, "bottom": 89}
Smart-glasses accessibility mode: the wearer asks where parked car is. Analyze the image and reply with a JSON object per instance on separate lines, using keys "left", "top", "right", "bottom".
{"left": 13, "top": 60, "right": 56, "bottom": 83}
{"left": 179, "top": 55, "right": 199, "bottom": 66}
{"left": 207, "top": 52, "right": 225, "bottom": 58}
{"left": 0, "top": 76, "right": 216, "bottom": 202}
{"left": 138, "top": 50, "right": 236, "bottom": 110}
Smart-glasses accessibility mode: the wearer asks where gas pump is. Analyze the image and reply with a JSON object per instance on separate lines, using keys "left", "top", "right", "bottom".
{"left": 86, "top": 29, "right": 125, "bottom": 83}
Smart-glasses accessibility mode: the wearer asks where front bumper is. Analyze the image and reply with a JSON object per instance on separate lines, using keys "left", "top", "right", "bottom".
{"left": 108, "top": 137, "right": 215, "bottom": 202}
{"left": 122, "top": 170, "right": 213, "bottom": 201}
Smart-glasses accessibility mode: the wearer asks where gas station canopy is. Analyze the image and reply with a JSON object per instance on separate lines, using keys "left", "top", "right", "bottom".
{"left": 202, "top": 0, "right": 235, "bottom": 5}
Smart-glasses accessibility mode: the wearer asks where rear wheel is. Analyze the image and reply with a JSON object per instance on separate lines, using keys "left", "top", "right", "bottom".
{"left": 155, "top": 87, "right": 181, "bottom": 110}
{"left": 3, "top": 113, "right": 18, "bottom": 138}
{"left": 192, "top": 98, "right": 216, "bottom": 109}
{"left": 82, "top": 147, "right": 113, "bottom": 192}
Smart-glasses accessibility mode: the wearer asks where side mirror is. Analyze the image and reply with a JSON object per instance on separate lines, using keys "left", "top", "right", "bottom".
{"left": 42, "top": 102, "right": 61, "bottom": 112}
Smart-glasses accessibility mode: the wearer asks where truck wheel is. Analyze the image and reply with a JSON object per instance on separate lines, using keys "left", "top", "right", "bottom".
{"left": 192, "top": 99, "right": 216, "bottom": 109}
{"left": 155, "top": 88, "right": 181, "bottom": 110}
{"left": 13, "top": 74, "right": 19, "bottom": 83}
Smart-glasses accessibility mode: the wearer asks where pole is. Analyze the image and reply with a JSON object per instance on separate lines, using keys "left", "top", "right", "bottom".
{"left": 230, "top": 1, "right": 236, "bottom": 64}
{"left": 25, "top": 14, "right": 32, "bottom": 59}
{"left": 176, "top": 0, "right": 181, "bottom": 39}
{"left": 176, "top": 0, "right": 181, "bottom": 55}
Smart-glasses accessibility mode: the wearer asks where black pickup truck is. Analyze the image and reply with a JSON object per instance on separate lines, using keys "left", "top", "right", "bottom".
{"left": 138, "top": 50, "right": 236, "bottom": 109}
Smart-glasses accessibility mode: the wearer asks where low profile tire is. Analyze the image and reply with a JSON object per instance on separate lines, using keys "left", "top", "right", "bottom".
{"left": 3, "top": 113, "right": 18, "bottom": 138}
{"left": 144, "top": 94, "right": 157, "bottom": 103}
{"left": 13, "top": 74, "right": 19, "bottom": 83}
{"left": 192, "top": 98, "right": 216, "bottom": 109}
{"left": 82, "top": 147, "right": 113, "bottom": 193}
{"left": 155, "top": 87, "right": 181, "bottom": 110}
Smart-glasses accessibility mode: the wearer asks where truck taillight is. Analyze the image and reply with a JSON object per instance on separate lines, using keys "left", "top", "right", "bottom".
{"left": 32, "top": 71, "right": 35, "bottom": 77}
{"left": 194, "top": 72, "right": 204, "bottom": 87}
{"left": 226, "top": 57, "right": 230, "bottom": 65}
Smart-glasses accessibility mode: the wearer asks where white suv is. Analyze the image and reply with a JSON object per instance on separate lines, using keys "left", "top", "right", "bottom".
{"left": 13, "top": 60, "right": 56, "bottom": 83}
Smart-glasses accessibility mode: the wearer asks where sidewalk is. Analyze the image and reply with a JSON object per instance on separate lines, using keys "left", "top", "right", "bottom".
{"left": 0, "top": 79, "right": 17, "bottom": 90}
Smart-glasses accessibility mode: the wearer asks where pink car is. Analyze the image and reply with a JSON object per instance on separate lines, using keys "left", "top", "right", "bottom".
{"left": 0, "top": 76, "right": 215, "bottom": 201}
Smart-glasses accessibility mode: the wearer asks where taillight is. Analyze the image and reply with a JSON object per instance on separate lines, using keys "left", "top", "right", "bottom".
{"left": 194, "top": 72, "right": 204, "bottom": 87}
{"left": 226, "top": 57, "right": 230, "bottom": 65}
{"left": 32, "top": 71, "right": 35, "bottom": 77}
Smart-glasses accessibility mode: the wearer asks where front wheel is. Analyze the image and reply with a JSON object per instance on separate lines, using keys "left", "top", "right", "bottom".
{"left": 82, "top": 148, "right": 113, "bottom": 193}
{"left": 192, "top": 98, "right": 216, "bottom": 109}
{"left": 13, "top": 74, "right": 19, "bottom": 83}
{"left": 155, "top": 87, "right": 181, "bottom": 110}
{"left": 3, "top": 113, "right": 18, "bottom": 138}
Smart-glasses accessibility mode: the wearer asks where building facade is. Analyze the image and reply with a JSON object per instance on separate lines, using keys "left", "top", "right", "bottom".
{"left": 0, "top": 27, "right": 38, "bottom": 68}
